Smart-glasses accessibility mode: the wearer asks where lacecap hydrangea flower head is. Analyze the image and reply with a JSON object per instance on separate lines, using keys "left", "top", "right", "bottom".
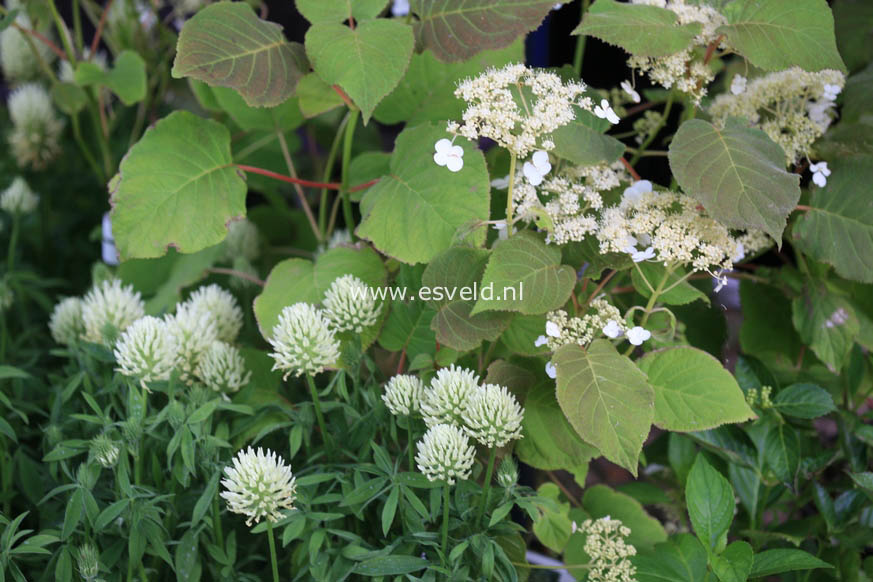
{"left": 184, "top": 284, "right": 244, "bottom": 343}
{"left": 113, "top": 316, "right": 178, "bottom": 389}
{"left": 382, "top": 374, "right": 425, "bottom": 417}
{"left": 221, "top": 447, "right": 297, "bottom": 526}
{"left": 577, "top": 516, "right": 638, "bottom": 582}
{"left": 0, "top": 177, "right": 39, "bottom": 215}
{"left": 49, "top": 297, "right": 85, "bottom": 346}
{"left": 415, "top": 424, "right": 476, "bottom": 485}
{"left": 420, "top": 364, "right": 481, "bottom": 427}
{"left": 462, "top": 383, "right": 524, "bottom": 448}
{"left": 6, "top": 83, "right": 64, "bottom": 169}
{"left": 267, "top": 302, "right": 340, "bottom": 379}
{"left": 81, "top": 279, "right": 146, "bottom": 345}
{"left": 195, "top": 341, "right": 251, "bottom": 395}
{"left": 322, "top": 274, "right": 382, "bottom": 333}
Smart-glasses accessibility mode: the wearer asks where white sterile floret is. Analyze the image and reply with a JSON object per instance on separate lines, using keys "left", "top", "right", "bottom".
{"left": 391, "top": 0, "right": 410, "bottom": 17}
{"left": 433, "top": 138, "right": 464, "bottom": 172}
{"left": 90, "top": 434, "right": 121, "bottom": 468}
{"left": 730, "top": 74, "right": 747, "bottom": 95}
{"left": 491, "top": 175, "right": 510, "bottom": 189}
{"left": 577, "top": 517, "right": 637, "bottom": 582}
{"left": 0, "top": 13, "right": 56, "bottom": 81}
{"left": 621, "top": 179, "right": 652, "bottom": 205}
{"left": 594, "top": 99, "right": 620, "bottom": 125}
{"left": 6, "top": 83, "right": 64, "bottom": 169}
{"left": 810, "top": 161, "right": 831, "bottom": 188}
{"left": 382, "top": 374, "right": 425, "bottom": 416}
{"left": 621, "top": 81, "right": 641, "bottom": 103}
{"left": 543, "top": 298, "right": 626, "bottom": 350}
{"left": 627, "top": 326, "right": 652, "bottom": 346}
{"left": 545, "top": 361, "right": 557, "bottom": 379}
{"left": 184, "top": 284, "right": 244, "bottom": 343}
{"left": 81, "top": 279, "right": 146, "bottom": 345}
{"left": 420, "top": 364, "right": 480, "bottom": 427}
{"left": 602, "top": 320, "right": 623, "bottom": 339}
{"left": 114, "top": 316, "right": 178, "bottom": 388}
{"left": 221, "top": 447, "right": 297, "bottom": 526}
{"left": 462, "top": 383, "right": 524, "bottom": 448}
{"left": 450, "top": 63, "right": 593, "bottom": 157}
{"left": 523, "top": 150, "right": 552, "bottom": 186}
{"left": 49, "top": 297, "right": 85, "bottom": 346}
{"left": 822, "top": 83, "right": 841, "bottom": 101}
{"left": 165, "top": 301, "right": 219, "bottom": 383}
{"left": 415, "top": 424, "right": 476, "bottom": 484}
{"left": 534, "top": 335, "right": 548, "bottom": 347}
{"left": 323, "top": 274, "right": 382, "bottom": 333}
{"left": 0, "top": 177, "right": 39, "bottom": 215}
{"left": 195, "top": 341, "right": 251, "bottom": 395}
{"left": 267, "top": 303, "right": 340, "bottom": 379}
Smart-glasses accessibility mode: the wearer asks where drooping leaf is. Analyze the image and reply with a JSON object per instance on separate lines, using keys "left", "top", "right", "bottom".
{"left": 718, "top": 0, "right": 847, "bottom": 73}
{"left": 110, "top": 111, "right": 247, "bottom": 260}
{"left": 172, "top": 2, "right": 307, "bottom": 107}
{"left": 582, "top": 485, "right": 667, "bottom": 551}
{"left": 354, "top": 555, "right": 429, "bottom": 576}
{"left": 793, "top": 156, "right": 873, "bottom": 284}
{"left": 638, "top": 347, "right": 754, "bottom": 432}
{"left": 669, "top": 118, "right": 801, "bottom": 242}
{"left": 711, "top": 541, "right": 754, "bottom": 582}
{"left": 685, "top": 454, "right": 734, "bottom": 552}
{"left": 550, "top": 106, "right": 626, "bottom": 166}
{"left": 411, "top": 0, "right": 554, "bottom": 62}
{"left": 572, "top": 0, "right": 702, "bottom": 57}
{"left": 357, "top": 123, "right": 491, "bottom": 264}
{"left": 772, "top": 383, "right": 836, "bottom": 419}
{"left": 296, "top": 0, "right": 388, "bottom": 24}
{"left": 791, "top": 283, "right": 860, "bottom": 372}
{"left": 553, "top": 340, "right": 654, "bottom": 475}
{"left": 750, "top": 549, "right": 833, "bottom": 578}
{"left": 305, "top": 20, "right": 414, "bottom": 123}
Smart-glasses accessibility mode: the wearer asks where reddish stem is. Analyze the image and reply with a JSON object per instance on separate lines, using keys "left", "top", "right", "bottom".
{"left": 396, "top": 349, "right": 407, "bottom": 375}
{"left": 15, "top": 24, "right": 66, "bottom": 60}
{"left": 332, "top": 85, "right": 356, "bottom": 110}
{"left": 795, "top": 205, "right": 812, "bottom": 212}
{"left": 704, "top": 35, "right": 724, "bottom": 65}
{"left": 207, "top": 267, "right": 265, "bottom": 287}
{"left": 90, "top": 0, "right": 114, "bottom": 55}
{"left": 619, "top": 157, "right": 641, "bottom": 181}
{"left": 235, "top": 164, "right": 378, "bottom": 192}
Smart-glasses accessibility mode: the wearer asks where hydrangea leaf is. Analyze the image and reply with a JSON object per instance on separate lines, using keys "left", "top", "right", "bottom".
{"left": 296, "top": 0, "right": 387, "bottom": 25}
{"left": 572, "top": 0, "right": 702, "bottom": 58}
{"left": 374, "top": 42, "right": 522, "bottom": 125}
{"left": 471, "top": 232, "right": 576, "bottom": 316}
{"left": 582, "top": 485, "right": 667, "bottom": 551}
{"left": 685, "top": 454, "right": 734, "bottom": 551}
{"left": 841, "top": 62, "right": 873, "bottom": 125}
{"left": 378, "top": 300, "right": 438, "bottom": 362}
{"left": 553, "top": 340, "right": 654, "bottom": 476}
{"left": 74, "top": 50, "right": 146, "bottom": 105}
{"left": 772, "top": 383, "right": 836, "bottom": 419}
{"left": 750, "top": 549, "right": 834, "bottom": 578}
{"left": 793, "top": 156, "right": 873, "bottom": 283}
{"left": 296, "top": 72, "right": 345, "bottom": 118}
{"left": 357, "top": 123, "right": 490, "bottom": 264}
{"left": 305, "top": 20, "right": 414, "bottom": 124}
{"left": 668, "top": 118, "right": 801, "bottom": 242}
{"left": 631, "top": 534, "right": 708, "bottom": 582}
{"left": 790, "top": 283, "right": 860, "bottom": 372}
{"left": 209, "top": 86, "right": 304, "bottom": 131}
{"left": 718, "top": 0, "right": 847, "bottom": 73}
{"left": 711, "top": 541, "right": 754, "bottom": 582}
{"left": 637, "top": 347, "right": 754, "bottom": 432}
{"left": 110, "top": 111, "right": 246, "bottom": 260}
{"left": 421, "top": 247, "right": 513, "bottom": 352}
{"left": 172, "top": 2, "right": 307, "bottom": 107}
{"left": 550, "top": 107, "right": 626, "bottom": 166}
{"left": 253, "top": 245, "right": 386, "bottom": 339}
{"left": 411, "top": 0, "right": 554, "bottom": 62}
{"left": 833, "top": 0, "right": 873, "bottom": 73}
{"left": 764, "top": 423, "right": 800, "bottom": 489}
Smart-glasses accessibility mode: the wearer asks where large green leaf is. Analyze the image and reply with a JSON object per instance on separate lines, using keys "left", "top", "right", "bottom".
{"left": 582, "top": 485, "right": 667, "bottom": 551}
{"left": 172, "top": 2, "right": 306, "bottom": 107}
{"left": 305, "top": 20, "right": 414, "bottom": 123}
{"left": 833, "top": 0, "right": 873, "bottom": 73}
{"left": 793, "top": 156, "right": 873, "bottom": 284}
{"left": 840, "top": 62, "right": 873, "bottom": 124}
{"left": 75, "top": 50, "right": 146, "bottom": 105}
{"left": 550, "top": 107, "right": 626, "bottom": 167}
{"left": 711, "top": 541, "right": 754, "bottom": 582}
{"left": 638, "top": 347, "right": 754, "bottom": 432}
{"left": 411, "top": 0, "right": 553, "bottom": 62}
{"left": 739, "top": 281, "right": 802, "bottom": 369}
{"left": 633, "top": 534, "right": 708, "bottom": 582}
{"left": 764, "top": 423, "right": 799, "bottom": 489}
{"left": 668, "top": 118, "right": 801, "bottom": 242}
{"left": 377, "top": 300, "right": 438, "bottom": 362}
{"left": 420, "top": 247, "right": 512, "bottom": 352}
{"left": 772, "top": 383, "right": 835, "bottom": 419}
{"left": 572, "top": 0, "right": 702, "bottom": 57}
{"left": 750, "top": 549, "right": 833, "bottom": 578}
{"left": 718, "top": 0, "right": 846, "bottom": 73}
{"left": 296, "top": 0, "right": 387, "bottom": 24}
{"left": 357, "top": 123, "right": 491, "bottom": 264}
{"left": 791, "top": 283, "right": 860, "bottom": 372}
{"left": 471, "top": 232, "right": 576, "bottom": 316}
{"left": 110, "top": 111, "right": 246, "bottom": 260}
{"left": 210, "top": 86, "right": 303, "bottom": 131}
{"left": 685, "top": 454, "right": 734, "bottom": 552}
{"left": 295, "top": 72, "right": 345, "bottom": 118}
{"left": 553, "top": 340, "right": 654, "bottom": 475}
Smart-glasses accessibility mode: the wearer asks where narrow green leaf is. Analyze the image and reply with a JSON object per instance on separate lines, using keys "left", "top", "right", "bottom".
{"left": 62, "top": 489, "right": 84, "bottom": 540}
{"left": 750, "top": 549, "right": 833, "bottom": 578}
{"left": 192, "top": 470, "right": 221, "bottom": 527}
{"left": 94, "top": 499, "right": 129, "bottom": 532}
{"left": 686, "top": 454, "right": 734, "bottom": 552}
{"left": 381, "top": 487, "right": 399, "bottom": 536}
{"left": 354, "top": 555, "right": 429, "bottom": 576}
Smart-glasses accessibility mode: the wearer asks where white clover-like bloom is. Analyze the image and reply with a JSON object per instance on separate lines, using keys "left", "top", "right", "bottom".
{"left": 578, "top": 517, "right": 637, "bottom": 582}
{"left": 114, "top": 316, "right": 178, "bottom": 388}
{"left": 415, "top": 424, "right": 476, "bottom": 484}
{"left": 462, "top": 383, "right": 524, "bottom": 448}
{"left": 0, "top": 13, "right": 55, "bottom": 81}
{"left": 81, "top": 279, "right": 146, "bottom": 345}
{"left": 433, "top": 138, "right": 464, "bottom": 172}
{"left": 90, "top": 434, "right": 120, "bottom": 468}
{"left": 49, "top": 297, "right": 85, "bottom": 346}
{"left": 184, "top": 284, "right": 244, "bottom": 343}
{"left": 545, "top": 361, "right": 557, "bottom": 379}
{"left": 7, "top": 83, "right": 64, "bottom": 169}
{"left": 268, "top": 303, "right": 340, "bottom": 379}
{"left": 382, "top": 374, "right": 425, "bottom": 416}
{"left": 420, "top": 365, "right": 480, "bottom": 427}
{"left": 810, "top": 161, "right": 831, "bottom": 188}
{"left": 0, "top": 177, "right": 39, "bottom": 215}
{"left": 221, "top": 447, "right": 297, "bottom": 526}
{"left": 523, "top": 150, "right": 552, "bottom": 186}
{"left": 223, "top": 218, "right": 260, "bottom": 262}
{"left": 322, "top": 274, "right": 382, "bottom": 333}
{"left": 196, "top": 341, "right": 251, "bottom": 395}
{"left": 594, "top": 99, "right": 620, "bottom": 125}
{"left": 602, "top": 320, "right": 623, "bottom": 339}
{"left": 730, "top": 74, "right": 747, "bottom": 95}
{"left": 165, "top": 302, "right": 219, "bottom": 383}
{"left": 621, "top": 80, "right": 641, "bottom": 103}
{"left": 627, "top": 326, "right": 651, "bottom": 346}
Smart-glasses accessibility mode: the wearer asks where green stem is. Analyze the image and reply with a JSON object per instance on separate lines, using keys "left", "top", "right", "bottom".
{"left": 7, "top": 215, "right": 20, "bottom": 273}
{"left": 505, "top": 153, "right": 517, "bottom": 230}
{"left": 476, "top": 448, "right": 498, "bottom": 527}
{"left": 277, "top": 130, "right": 322, "bottom": 242}
{"left": 340, "top": 109, "right": 360, "bottom": 239}
{"left": 306, "top": 375, "right": 331, "bottom": 449}
{"left": 212, "top": 493, "right": 224, "bottom": 549}
{"left": 72, "top": 0, "right": 83, "bottom": 54}
{"left": 47, "top": 0, "right": 78, "bottom": 63}
{"left": 407, "top": 417, "right": 415, "bottom": 472}
{"left": 441, "top": 482, "right": 450, "bottom": 564}
{"left": 623, "top": 265, "right": 673, "bottom": 356}
{"left": 319, "top": 113, "right": 350, "bottom": 237}
{"left": 267, "top": 521, "right": 280, "bottom": 582}
{"left": 70, "top": 113, "right": 104, "bottom": 183}
{"left": 629, "top": 92, "right": 674, "bottom": 166}
{"left": 572, "top": 0, "right": 591, "bottom": 77}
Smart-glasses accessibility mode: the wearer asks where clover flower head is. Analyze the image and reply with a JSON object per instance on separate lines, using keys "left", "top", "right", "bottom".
{"left": 49, "top": 297, "right": 85, "bottom": 346}
{"left": 323, "top": 274, "right": 382, "bottom": 333}
{"left": 268, "top": 303, "right": 340, "bottom": 379}
{"left": 0, "top": 14, "right": 55, "bottom": 81}
{"left": 433, "top": 138, "right": 464, "bottom": 172}
{"left": 420, "top": 364, "right": 481, "bottom": 427}
{"left": 810, "top": 161, "right": 831, "bottom": 187}
{"left": 415, "top": 424, "right": 476, "bottom": 485}
{"left": 90, "top": 434, "right": 121, "bottom": 468}
{"left": 81, "top": 279, "right": 146, "bottom": 345}
{"left": 0, "top": 177, "right": 39, "bottom": 215}
{"left": 114, "top": 316, "right": 178, "bottom": 388}
{"left": 7, "top": 83, "right": 64, "bottom": 169}
{"left": 621, "top": 80, "right": 641, "bottom": 103}
{"left": 195, "top": 341, "right": 251, "bottom": 395}
{"left": 184, "top": 284, "right": 244, "bottom": 343}
{"left": 523, "top": 150, "right": 552, "bottom": 186}
{"left": 75, "top": 542, "right": 100, "bottom": 581}
{"left": 594, "top": 99, "right": 620, "bottom": 125}
{"left": 627, "top": 326, "right": 651, "bottom": 346}
{"left": 462, "top": 383, "right": 524, "bottom": 448}
{"left": 224, "top": 218, "right": 261, "bottom": 262}
{"left": 221, "top": 446, "right": 297, "bottom": 526}
{"left": 577, "top": 517, "right": 637, "bottom": 582}
{"left": 165, "top": 302, "right": 219, "bottom": 384}
{"left": 382, "top": 374, "right": 425, "bottom": 417}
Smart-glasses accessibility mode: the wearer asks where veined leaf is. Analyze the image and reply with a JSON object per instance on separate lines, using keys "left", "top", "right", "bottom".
{"left": 791, "top": 283, "right": 859, "bottom": 372}
{"left": 750, "top": 549, "right": 833, "bottom": 578}
{"left": 296, "top": 0, "right": 388, "bottom": 25}
{"left": 75, "top": 50, "right": 146, "bottom": 105}
{"left": 685, "top": 454, "right": 734, "bottom": 552}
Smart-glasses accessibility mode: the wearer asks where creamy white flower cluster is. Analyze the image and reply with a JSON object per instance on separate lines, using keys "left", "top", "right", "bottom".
{"left": 6, "top": 83, "right": 64, "bottom": 169}
{"left": 382, "top": 374, "right": 425, "bottom": 417}
{"left": 1, "top": 177, "right": 39, "bottom": 215}
{"left": 538, "top": 298, "right": 627, "bottom": 353}
{"left": 628, "top": 0, "right": 727, "bottom": 104}
{"left": 709, "top": 68, "right": 846, "bottom": 165}
{"left": 221, "top": 446, "right": 297, "bottom": 526}
{"left": 415, "top": 424, "right": 476, "bottom": 485}
{"left": 447, "top": 63, "right": 594, "bottom": 157}
{"left": 575, "top": 517, "right": 638, "bottom": 582}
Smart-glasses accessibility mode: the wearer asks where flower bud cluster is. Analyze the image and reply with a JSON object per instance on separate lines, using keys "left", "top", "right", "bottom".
{"left": 538, "top": 298, "right": 626, "bottom": 351}
{"left": 576, "top": 517, "right": 638, "bottom": 582}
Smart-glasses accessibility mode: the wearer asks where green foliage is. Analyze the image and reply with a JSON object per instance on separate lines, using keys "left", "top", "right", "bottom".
{"left": 74, "top": 50, "right": 146, "bottom": 106}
